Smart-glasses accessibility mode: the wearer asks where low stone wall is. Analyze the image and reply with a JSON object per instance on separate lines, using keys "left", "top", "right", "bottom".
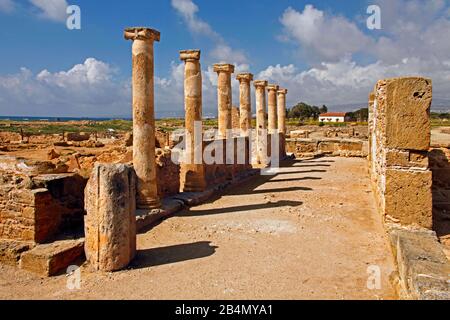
{"left": 368, "top": 77, "right": 433, "bottom": 228}
{"left": 202, "top": 137, "right": 252, "bottom": 187}
{"left": 0, "top": 156, "right": 86, "bottom": 243}
{"left": 286, "top": 138, "right": 368, "bottom": 158}
{"left": 156, "top": 148, "right": 180, "bottom": 197}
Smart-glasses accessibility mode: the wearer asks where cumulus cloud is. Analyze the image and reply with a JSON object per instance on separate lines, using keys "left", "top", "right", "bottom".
{"left": 0, "top": 0, "right": 15, "bottom": 13}
{"left": 29, "top": 0, "right": 68, "bottom": 22}
{"left": 0, "top": 58, "right": 131, "bottom": 117}
{"left": 276, "top": 1, "right": 450, "bottom": 109}
{"left": 280, "top": 5, "right": 372, "bottom": 62}
{"left": 0, "top": 56, "right": 252, "bottom": 118}
{"left": 171, "top": 0, "right": 247, "bottom": 64}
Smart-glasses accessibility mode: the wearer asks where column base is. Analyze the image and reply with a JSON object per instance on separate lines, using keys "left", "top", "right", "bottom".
{"left": 182, "top": 179, "right": 207, "bottom": 193}
{"left": 137, "top": 197, "right": 161, "bottom": 210}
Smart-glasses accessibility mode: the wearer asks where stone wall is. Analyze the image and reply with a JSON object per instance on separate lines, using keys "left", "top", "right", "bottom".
{"left": 0, "top": 156, "right": 86, "bottom": 243}
{"left": 286, "top": 138, "right": 368, "bottom": 158}
{"left": 368, "top": 77, "right": 433, "bottom": 228}
{"left": 155, "top": 148, "right": 180, "bottom": 197}
{"left": 429, "top": 147, "right": 450, "bottom": 241}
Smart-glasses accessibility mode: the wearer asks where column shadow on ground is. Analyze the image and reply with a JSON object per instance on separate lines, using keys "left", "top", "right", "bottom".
{"left": 266, "top": 177, "right": 322, "bottom": 183}
{"left": 291, "top": 164, "right": 331, "bottom": 168}
{"left": 180, "top": 200, "right": 303, "bottom": 217}
{"left": 130, "top": 241, "right": 218, "bottom": 269}
{"left": 225, "top": 186, "right": 312, "bottom": 196}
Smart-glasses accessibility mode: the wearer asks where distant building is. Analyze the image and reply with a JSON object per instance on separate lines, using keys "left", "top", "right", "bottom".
{"left": 319, "top": 112, "right": 347, "bottom": 123}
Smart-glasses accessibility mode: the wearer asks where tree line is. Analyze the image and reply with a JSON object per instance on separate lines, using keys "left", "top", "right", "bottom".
{"left": 286, "top": 102, "right": 369, "bottom": 122}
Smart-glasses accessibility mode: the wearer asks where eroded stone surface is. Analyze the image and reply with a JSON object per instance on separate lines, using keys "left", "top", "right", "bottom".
{"left": 369, "top": 77, "right": 433, "bottom": 228}
{"left": 388, "top": 225, "right": 450, "bottom": 300}
{"left": 180, "top": 49, "right": 206, "bottom": 192}
{"left": 214, "top": 64, "right": 235, "bottom": 138}
{"left": 84, "top": 164, "right": 136, "bottom": 272}
{"left": 0, "top": 240, "right": 33, "bottom": 266}
{"left": 125, "top": 26, "right": 160, "bottom": 209}
{"left": 237, "top": 73, "right": 253, "bottom": 137}
{"left": 254, "top": 80, "right": 268, "bottom": 165}
{"left": 266, "top": 84, "right": 279, "bottom": 135}
{"left": 20, "top": 239, "right": 84, "bottom": 277}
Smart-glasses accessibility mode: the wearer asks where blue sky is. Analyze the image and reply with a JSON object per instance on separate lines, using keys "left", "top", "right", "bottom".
{"left": 0, "top": 0, "right": 449, "bottom": 117}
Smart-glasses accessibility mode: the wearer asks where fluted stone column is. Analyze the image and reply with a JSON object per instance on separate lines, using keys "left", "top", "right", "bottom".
{"left": 236, "top": 73, "right": 253, "bottom": 137}
{"left": 180, "top": 50, "right": 206, "bottom": 192}
{"left": 277, "top": 88, "right": 288, "bottom": 158}
{"left": 213, "top": 64, "right": 235, "bottom": 138}
{"left": 254, "top": 80, "right": 268, "bottom": 165}
{"left": 124, "top": 27, "right": 160, "bottom": 209}
{"left": 267, "top": 84, "right": 279, "bottom": 134}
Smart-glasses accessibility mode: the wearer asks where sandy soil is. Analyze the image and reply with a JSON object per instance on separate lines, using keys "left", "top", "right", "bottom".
{"left": 0, "top": 157, "right": 397, "bottom": 300}
{"left": 431, "top": 127, "right": 450, "bottom": 146}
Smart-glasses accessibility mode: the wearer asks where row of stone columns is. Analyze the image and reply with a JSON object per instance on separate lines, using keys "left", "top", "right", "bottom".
{"left": 123, "top": 27, "right": 289, "bottom": 208}
{"left": 85, "top": 26, "right": 289, "bottom": 272}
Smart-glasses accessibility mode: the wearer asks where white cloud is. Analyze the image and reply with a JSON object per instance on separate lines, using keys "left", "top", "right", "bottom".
{"left": 171, "top": 0, "right": 247, "bottom": 64}
{"left": 0, "top": 58, "right": 131, "bottom": 117}
{"left": 257, "top": 58, "right": 450, "bottom": 109}
{"left": 275, "top": 1, "right": 450, "bottom": 109}
{"left": 0, "top": 0, "right": 14, "bottom": 13}
{"left": 29, "top": 0, "right": 68, "bottom": 22}
{"left": 280, "top": 5, "right": 372, "bottom": 62}
{"left": 171, "top": 0, "right": 218, "bottom": 38}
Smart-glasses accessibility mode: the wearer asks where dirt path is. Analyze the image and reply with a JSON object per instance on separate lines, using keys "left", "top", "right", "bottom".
{"left": 0, "top": 157, "right": 397, "bottom": 300}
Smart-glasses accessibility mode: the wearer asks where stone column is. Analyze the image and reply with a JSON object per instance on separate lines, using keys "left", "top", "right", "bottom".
{"left": 254, "top": 80, "right": 268, "bottom": 165}
{"left": 236, "top": 73, "right": 253, "bottom": 137}
{"left": 213, "top": 64, "right": 235, "bottom": 138}
{"left": 84, "top": 164, "right": 136, "bottom": 272}
{"left": 277, "top": 88, "right": 288, "bottom": 157}
{"left": 277, "top": 89, "right": 288, "bottom": 135}
{"left": 124, "top": 27, "right": 160, "bottom": 209}
{"left": 179, "top": 49, "right": 206, "bottom": 192}
{"left": 267, "top": 84, "right": 279, "bottom": 134}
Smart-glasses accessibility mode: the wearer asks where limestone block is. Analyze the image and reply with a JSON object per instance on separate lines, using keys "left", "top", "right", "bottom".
{"left": 0, "top": 240, "right": 33, "bottom": 266}
{"left": 20, "top": 239, "right": 84, "bottom": 276}
{"left": 377, "top": 77, "right": 432, "bottom": 150}
{"left": 84, "top": 164, "right": 136, "bottom": 272}
{"left": 388, "top": 226, "right": 450, "bottom": 300}
{"left": 386, "top": 150, "right": 429, "bottom": 168}
{"left": 385, "top": 169, "right": 432, "bottom": 228}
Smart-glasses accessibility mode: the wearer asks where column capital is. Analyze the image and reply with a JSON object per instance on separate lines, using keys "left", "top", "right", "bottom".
{"left": 277, "top": 88, "right": 288, "bottom": 95}
{"left": 213, "top": 64, "right": 235, "bottom": 74}
{"left": 254, "top": 80, "right": 268, "bottom": 88}
{"left": 180, "top": 49, "right": 201, "bottom": 61}
{"left": 236, "top": 73, "right": 254, "bottom": 82}
{"left": 124, "top": 27, "right": 160, "bottom": 42}
{"left": 267, "top": 84, "right": 279, "bottom": 92}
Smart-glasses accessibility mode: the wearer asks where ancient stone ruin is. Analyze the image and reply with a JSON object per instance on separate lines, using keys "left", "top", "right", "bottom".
{"left": 0, "top": 26, "right": 448, "bottom": 300}
{"left": 369, "top": 77, "right": 432, "bottom": 228}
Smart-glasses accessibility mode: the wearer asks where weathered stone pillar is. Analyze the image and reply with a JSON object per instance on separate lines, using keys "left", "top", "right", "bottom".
{"left": 277, "top": 88, "right": 288, "bottom": 157}
{"left": 85, "top": 164, "right": 136, "bottom": 272}
{"left": 370, "top": 77, "right": 432, "bottom": 228}
{"left": 124, "top": 27, "right": 160, "bottom": 209}
{"left": 254, "top": 80, "right": 268, "bottom": 165}
{"left": 267, "top": 84, "right": 279, "bottom": 134}
{"left": 277, "top": 89, "right": 288, "bottom": 135}
{"left": 213, "top": 64, "right": 235, "bottom": 138}
{"left": 179, "top": 50, "right": 206, "bottom": 192}
{"left": 236, "top": 73, "right": 253, "bottom": 137}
